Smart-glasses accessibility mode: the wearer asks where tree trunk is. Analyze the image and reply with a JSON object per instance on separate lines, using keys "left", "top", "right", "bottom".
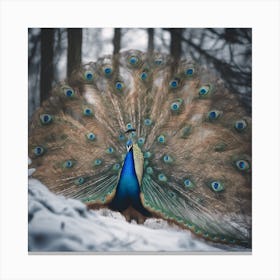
{"left": 67, "top": 28, "right": 82, "bottom": 77}
{"left": 147, "top": 28, "right": 154, "bottom": 54}
{"left": 170, "top": 28, "right": 183, "bottom": 63}
{"left": 40, "top": 28, "right": 54, "bottom": 104}
{"left": 113, "top": 28, "right": 121, "bottom": 54}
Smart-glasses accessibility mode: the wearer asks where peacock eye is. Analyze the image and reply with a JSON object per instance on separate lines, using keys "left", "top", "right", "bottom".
{"left": 158, "top": 173, "right": 167, "bottom": 182}
{"left": 129, "top": 56, "right": 139, "bottom": 66}
{"left": 137, "top": 137, "right": 145, "bottom": 146}
{"left": 198, "top": 85, "right": 211, "bottom": 97}
{"left": 63, "top": 160, "right": 74, "bottom": 168}
{"left": 86, "top": 132, "right": 96, "bottom": 141}
{"left": 115, "top": 81, "right": 124, "bottom": 91}
{"left": 94, "top": 159, "right": 102, "bottom": 166}
{"left": 144, "top": 118, "right": 152, "bottom": 126}
{"left": 170, "top": 99, "right": 183, "bottom": 112}
{"left": 234, "top": 120, "right": 247, "bottom": 132}
{"left": 235, "top": 160, "right": 250, "bottom": 171}
{"left": 118, "top": 133, "right": 125, "bottom": 141}
{"left": 207, "top": 110, "right": 220, "bottom": 121}
{"left": 84, "top": 70, "right": 94, "bottom": 81}
{"left": 64, "top": 88, "right": 75, "bottom": 98}
{"left": 103, "top": 66, "right": 113, "bottom": 76}
{"left": 113, "top": 163, "right": 121, "bottom": 171}
{"left": 126, "top": 123, "right": 133, "bottom": 130}
{"left": 33, "top": 146, "right": 44, "bottom": 156}
{"left": 75, "top": 177, "right": 85, "bottom": 185}
{"left": 144, "top": 151, "right": 152, "bottom": 159}
{"left": 157, "top": 135, "right": 165, "bottom": 143}
{"left": 83, "top": 108, "right": 93, "bottom": 116}
{"left": 146, "top": 166, "right": 154, "bottom": 174}
{"left": 185, "top": 68, "right": 194, "bottom": 76}
{"left": 163, "top": 154, "right": 173, "bottom": 163}
{"left": 154, "top": 59, "right": 163, "bottom": 66}
{"left": 140, "top": 72, "right": 148, "bottom": 81}
{"left": 210, "top": 181, "right": 224, "bottom": 192}
{"left": 106, "top": 147, "right": 114, "bottom": 154}
{"left": 169, "top": 79, "right": 179, "bottom": 89}
{"left": 184, "top": 178, "right": 194, "bottom": 188}
{"left": 40, "top": 114, "right": 52, "bottom": 125}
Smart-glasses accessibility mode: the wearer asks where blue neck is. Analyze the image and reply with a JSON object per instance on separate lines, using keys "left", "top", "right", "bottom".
{"left": 110, "top": 149, "right": 149, "bottom": 216}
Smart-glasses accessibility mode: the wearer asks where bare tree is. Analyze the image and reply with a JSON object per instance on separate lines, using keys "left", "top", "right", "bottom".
{"left": 67, "top": 28, "right": 82, "bottom": 77}
{"left": 147, "top": 28, "right": 154, "bottom": 54}
{"left": 40, "top": 28, "right": 54, "bottom": 104}
{"left": 169, "top": 28, "right": 183, "bottom": 63}
{"left": 113, "top": 28, "right": 121, "bottom": 54}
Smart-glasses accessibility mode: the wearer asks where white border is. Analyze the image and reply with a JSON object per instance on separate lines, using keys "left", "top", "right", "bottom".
{"left": 1, "top": 0, "right": 280, "bottom": 280}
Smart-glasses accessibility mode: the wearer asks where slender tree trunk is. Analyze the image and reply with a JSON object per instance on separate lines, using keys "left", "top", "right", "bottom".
{"left": 147, "top": 28, "right": 154, "bottom": 54}
{"left": 113, "top": 28, "right": 121, "bottom": 54}
{"left": 67, "top": 28, "right": 82, "bottom": 77}
{"left": 169, "top": 28, "right": 183, "bottom": 63}
{"left": 40, "top": 28, "right": 54, "bottom": 104}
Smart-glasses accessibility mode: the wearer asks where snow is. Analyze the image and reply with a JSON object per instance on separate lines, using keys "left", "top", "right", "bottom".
{"left": 28, "top": 169, "right": 249, "bottom": 253}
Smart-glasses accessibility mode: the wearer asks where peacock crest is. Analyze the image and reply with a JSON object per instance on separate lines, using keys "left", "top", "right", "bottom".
{"left": 29, "top": 49, "right": 252, "bottom": 248}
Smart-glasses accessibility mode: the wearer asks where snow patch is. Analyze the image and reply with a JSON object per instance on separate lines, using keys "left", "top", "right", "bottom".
{"left": 28, "top": 177, "right": 248, "bottom": 252}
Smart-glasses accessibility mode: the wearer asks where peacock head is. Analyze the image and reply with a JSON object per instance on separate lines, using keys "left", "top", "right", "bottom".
{"left": 126, "top": 139, "right": 133, "bottom": 152}
{"left": 125, "top": 127, "right": 136, "bottom": 152}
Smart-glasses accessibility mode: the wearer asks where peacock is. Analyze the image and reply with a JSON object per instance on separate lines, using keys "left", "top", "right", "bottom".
{"left": 28, "top": 49, "right": 252, "bottom": 248}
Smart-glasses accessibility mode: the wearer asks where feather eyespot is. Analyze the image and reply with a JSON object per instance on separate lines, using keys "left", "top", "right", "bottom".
{"left": 118, "top": 133, "right": 125, "bottom": 141}
{"left": 94, "top": 159, "right": 102, "bottom": 166}
{"left": 146, "top": 167, "right": 153, "bottom": 174}
{"left": 170, "top": 99, "right": 183, "bottom": 112}
{"left": 84, "top": 70, "right": 94, "bottom": 81}
{"left": 140, "top": 72, "right": 148, "bottom": 81}
{"left": 235, "top": 160, "right": 250, "bottom": 171}
{"left": 86, "top": 132, "right": 96, "bottom": 141}
{"left": 63, "top": 160, "right": 74, "bottom": 168}
{"left": 207, "top": 110, "right": 220, "bottom": 121}
{"left": 157, "top": 135, "right": 165, "bottom": 143}
{"left": 198, "top": 85, "right": 211, "bottom": 97}
{"left": 210, "top": 181, "right": 224, "bottom": 192}
{"left": 64, "top": 87, "right": 75, "bottom": 98}
{"left": 83, "top": 108, "right": 93, "bottom": 116}
{"left": 115, "top": 81, "right": 124, "bottom": 91}
{"left": 168, "top": 191, "right": 176, "bottom": 198}
{"left": 158, "top": 173, "right": 167, "bottom": 182}
{"left": 126, "top": 123, "right": 133, "bottom": 130}
{"left": 129, "top": 56, "right": 140, "bottom": 66}
{"left": 154, "top": 59, "right": 163, "bottom": 66}
{"left": 234, "top": 120, "right": 247, "bottom": 132}
{"left": 75, "top": 177, "right": 85, "bottom": 185}
{"left": 103, "top": 66, "right": 113, "bottom": 76}
{"left": 113, "top": 163, "right": 121, "bottom": 171}
{"left": 144, "top": 151, "right": 151, "bottom": 159}
{"left": 144, "top": 118, "right": 152, "bottom": 126}
{"left": 40, "top": 114, "right": 52, "bottom": 125}
{"left": 185, "top": 68, "right": 194, "bottom": 76}
{"left": 169, "top": 79, "right": 179, "bottom": 89}
{"left": 33, "top": 146, "right": 44, "bottom": 156}
{"left": 163, "top": 154, "right": 173, "bottom": 163}
{"left": 106, "top": 147, "right": 114, "bottom": 154}
{"left": 137, "top": 137, "right": 145, "bottom": 146}
{"left": 184, "top": 179, "right": 194, "bottom": 188}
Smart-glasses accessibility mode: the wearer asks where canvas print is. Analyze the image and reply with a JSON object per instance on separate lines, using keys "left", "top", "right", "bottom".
{"left": 28, "top": 28, "right": 252, "bottom": 252}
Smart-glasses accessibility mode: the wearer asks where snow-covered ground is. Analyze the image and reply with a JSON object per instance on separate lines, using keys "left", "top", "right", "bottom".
{"left": 28, "top": 169, "right": 249, "bottom": 253}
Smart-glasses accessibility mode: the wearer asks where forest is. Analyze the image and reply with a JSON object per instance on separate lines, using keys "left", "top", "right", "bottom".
{"left": 28, "top": 28, "right": 251, "bottom": 120}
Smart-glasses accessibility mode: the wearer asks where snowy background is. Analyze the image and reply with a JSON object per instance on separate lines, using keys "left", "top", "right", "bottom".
{"left": 28, "top": 166, "right": 249, "bottom": 253}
